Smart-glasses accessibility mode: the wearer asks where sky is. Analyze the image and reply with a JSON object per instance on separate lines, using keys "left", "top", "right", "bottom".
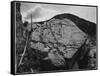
{"left": 20, "top": 2, "right": 97, "bottom": 23}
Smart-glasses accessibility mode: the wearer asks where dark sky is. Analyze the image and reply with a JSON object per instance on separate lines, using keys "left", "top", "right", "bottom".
{"left": 21, "top": 2, "right": 97, "bottom": 23}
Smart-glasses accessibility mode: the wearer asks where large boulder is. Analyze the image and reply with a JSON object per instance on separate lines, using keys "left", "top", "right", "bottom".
{"left": 29, "top": 13, "right": 96, "bottom": 70}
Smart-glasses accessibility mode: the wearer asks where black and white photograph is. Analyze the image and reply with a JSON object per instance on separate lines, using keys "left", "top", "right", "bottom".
{"left": 11, "top": 1, "right": 97, "bottom": 75}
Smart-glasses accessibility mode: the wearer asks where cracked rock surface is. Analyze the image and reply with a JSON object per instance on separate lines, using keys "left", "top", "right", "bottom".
{"left": 29, "top": 18, "right": 87, "bottom": 67}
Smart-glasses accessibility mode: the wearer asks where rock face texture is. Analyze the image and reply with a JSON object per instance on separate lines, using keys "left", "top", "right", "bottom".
{"left": 15, "top": 3, "right": 97, "bottom": 73}
{"left": 30, "top": 18, "right": 87, "bottom": 63}
{"left": 27, "top": 13, "right": 96, "bottom": 71}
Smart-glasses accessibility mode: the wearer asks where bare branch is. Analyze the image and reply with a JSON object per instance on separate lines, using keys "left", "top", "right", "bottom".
{"left": 18, "top": 33, "right": 29, "bottom": 66}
